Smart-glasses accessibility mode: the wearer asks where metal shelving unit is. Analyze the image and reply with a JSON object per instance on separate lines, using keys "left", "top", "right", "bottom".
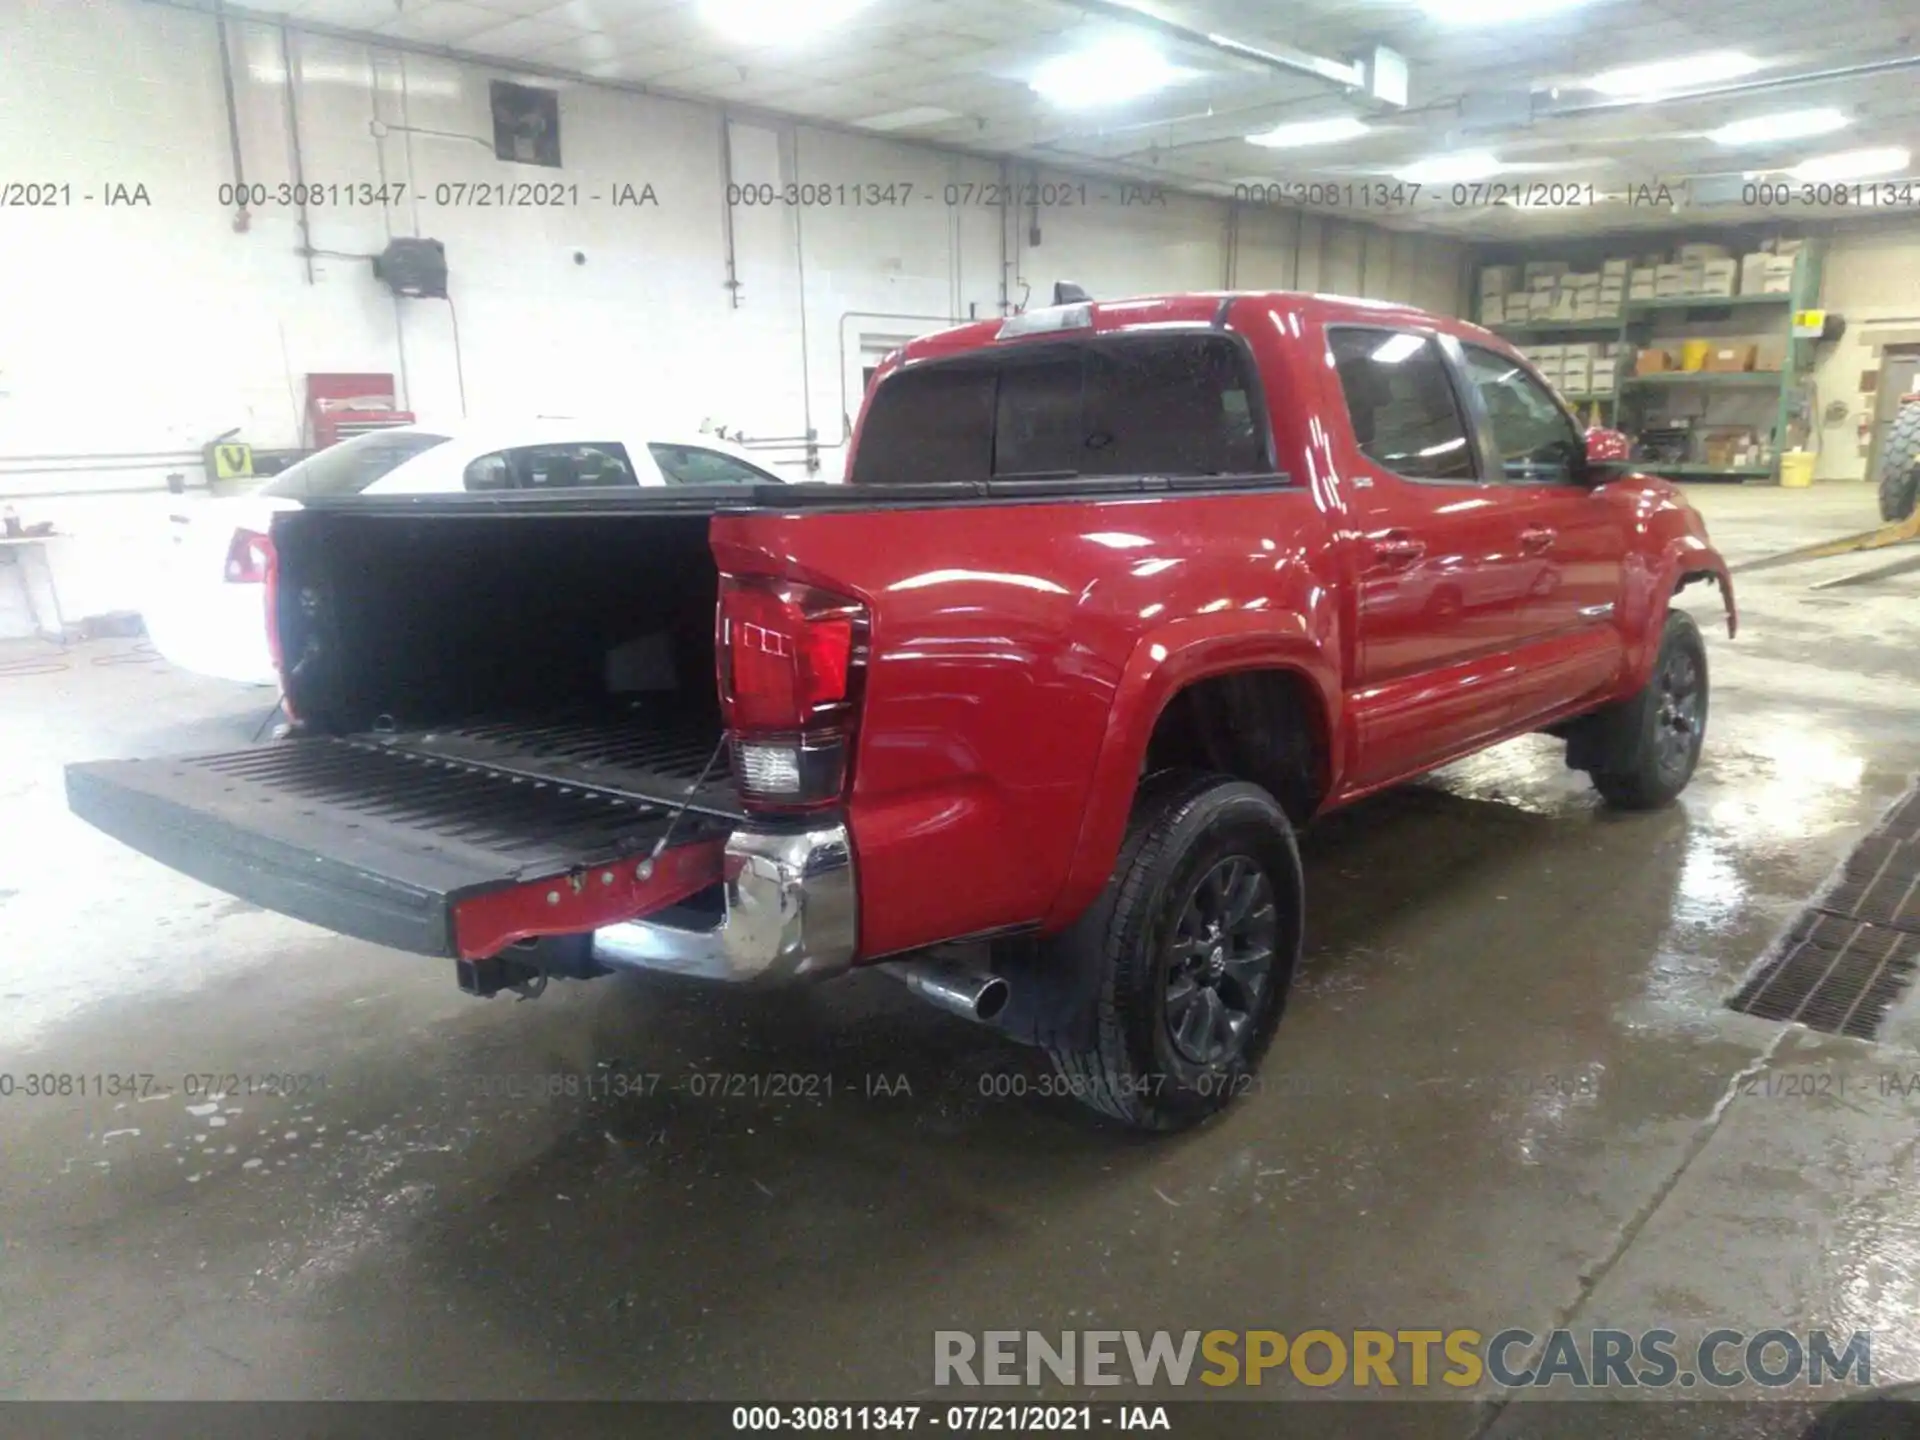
{"left": 1621, "top": 294, "right": 1794, "bottom": 313}
{"left": 1476, "top": 244, "right": 1825, "bottom": 481}
{"left": 1615, "top": 245, "right": 1823, "bottom": 483}
{"left": 1623, "top": 370, "right": 1785, "bottom": 389}
{"left": 1491, "top": 319, "right": 1623, "bottom": 339}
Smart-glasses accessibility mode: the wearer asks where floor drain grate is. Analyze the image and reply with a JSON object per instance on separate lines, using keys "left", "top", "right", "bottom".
{"left": 1730, "top": 780, "right": 1920, "bottom": 1039}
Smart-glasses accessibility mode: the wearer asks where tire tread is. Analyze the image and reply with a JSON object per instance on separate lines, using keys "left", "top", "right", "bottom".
{"left": 1045, "top": 770, "right": 1294, "bottom": 1131}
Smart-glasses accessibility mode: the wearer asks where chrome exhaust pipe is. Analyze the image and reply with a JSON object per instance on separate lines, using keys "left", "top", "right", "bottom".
{"left": 888, "top": 955, "right": 1010, "bottom": 1025}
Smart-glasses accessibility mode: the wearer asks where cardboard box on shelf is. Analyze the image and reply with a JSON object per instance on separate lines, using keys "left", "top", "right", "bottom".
{"left": 1523, "top": 261, "right": 1570, "bottom": 285}
{"left": 1528, "top": 273, "right": 1561, "bottom": 292}
{"left": 1531, "top": 344, "right": 1567, "bottom": 360}
{"left": 1479, "top": 265, "right": 1521, "bottom": 297}
{"left": 1704, "top": 342, "right": 1758, "bottom": 372}
{"left": 1566, "top": 271, "right": 1601, "bottom": 291}
{"left": 1562, "top": 341, "right": 1597, "bottom": 360}
{"left": 1677, "top": 242, "right": 1733, "bottom": 263}
{"left": 1506, "top": 294, "right": 1535, "bottom": 323}
{"left": 1758, "top": 255, "right": 1796, "bottom": 293}
{"left": 1629, "top": 267, "right": 1657, "bottom": 299}
{"left": 1548, "top": 292, "right": 1579, "bottom": 320}
{"left": 1654, "top": 263, "right": 1685, "bottom": 296}
{"left": 1699, "top": 258, "right": 1739, "bottom": 297}
{"left": 1601, "top": 257, "right": 1632, "bottom": 277}
{"left": 1595, "top": 298, "right": 1622, "bottom": 320}
{"left": 1738, "top": 253, "right": 1769, "bottom": 296}
{"left": 1591, "top": 360, "right": 1617, "bottom": 394}
{"left": 1635, "top": 348, "right": 1675, "bottom": 375}
{"left": 1562, "top": 357, "right": 1593, "bottom": 393}
{"left": 1572, "top": 294, "right": 1600, "bottom": 320}
{"left": 1679, "top": 261, "right": 1707, "bottom": 294}
{"left": 1529, "top": 291, "right": 1556, "bottom": 318}
{"left": 1702, "top": 428, "right": 1756, "bottom": 468}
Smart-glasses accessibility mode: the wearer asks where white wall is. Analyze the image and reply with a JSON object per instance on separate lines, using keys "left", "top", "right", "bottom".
{"left": 0, "top": 0, "right": 1471, "bottom": 632}
{"left": 1809, "top": 220, "right": 1920, "bottom": 482}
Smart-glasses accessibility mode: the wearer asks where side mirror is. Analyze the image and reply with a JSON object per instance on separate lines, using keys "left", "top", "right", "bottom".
{"left": 1583, "top": 426, "right": 1631, "bottom": 479}
{"left": 1582, "top": 422, "right": 1628, "bottom": 480}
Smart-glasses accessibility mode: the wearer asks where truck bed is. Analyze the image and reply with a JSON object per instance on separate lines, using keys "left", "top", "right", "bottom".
{"left": 67, "top": 726, "right": 733, "bottom": 958}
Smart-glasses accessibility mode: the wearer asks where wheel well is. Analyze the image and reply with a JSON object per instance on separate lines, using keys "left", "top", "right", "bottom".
{"left": 1142, "top": 669, "right": 1328, "bottom": 825}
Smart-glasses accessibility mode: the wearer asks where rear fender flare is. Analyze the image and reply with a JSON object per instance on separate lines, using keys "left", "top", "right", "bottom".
{"left": 1040, "top": 614, "right": 1340, "bottom": 933}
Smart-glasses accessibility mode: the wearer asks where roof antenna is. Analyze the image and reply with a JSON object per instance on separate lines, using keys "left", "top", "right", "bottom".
{"left": 1053, "top": 281, "right": 1092, "bottom": 304}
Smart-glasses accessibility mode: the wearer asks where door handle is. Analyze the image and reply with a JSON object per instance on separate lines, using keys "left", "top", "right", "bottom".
{"left": 1371, "top": 533, "right": 1426, "bottom": 567}
{"left": 1520, "top": 526, "right": 1557, "bottom": 552}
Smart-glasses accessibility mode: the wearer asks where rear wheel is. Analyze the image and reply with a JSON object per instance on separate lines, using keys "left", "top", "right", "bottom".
{"left": 1585, "top": 610, "right": 1709, "bottom": 810}
{"left": 1878, "top": 401, "right": 1920, "bottom": 521}
{"left": 1044, "top": 771, "right": 1302, "bottom": 1132}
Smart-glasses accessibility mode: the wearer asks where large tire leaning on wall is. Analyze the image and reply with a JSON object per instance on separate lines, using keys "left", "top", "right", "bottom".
{"left": 1878, "top": 399, "right": 1920, "bottom": 522}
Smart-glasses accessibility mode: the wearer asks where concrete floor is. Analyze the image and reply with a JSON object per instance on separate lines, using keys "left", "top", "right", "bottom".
{"left": 3, "top": 483, "right": 1918, "bottom": 1426}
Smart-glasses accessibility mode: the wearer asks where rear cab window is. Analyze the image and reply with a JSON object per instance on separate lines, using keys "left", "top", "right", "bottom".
{"left": 850, "top": 332, "right": 1271, "bottom": 486}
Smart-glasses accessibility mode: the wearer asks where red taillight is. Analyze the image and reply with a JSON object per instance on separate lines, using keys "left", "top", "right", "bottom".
{"left": 718, "top": 576, "right": 866, "bottom": 810}
{"left": 262, "top": 532, "right": 289, "bottom": 711}
{"left": 224, "top": 527, "right": 271, "bottom": 584}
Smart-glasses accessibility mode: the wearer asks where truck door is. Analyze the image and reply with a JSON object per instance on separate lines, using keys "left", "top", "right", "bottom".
{"left": 1452, "top": 341, "right": 1627, "bottom": 725}
{"left": 1324, "top": 326, "right": 1537, "bottom": 788}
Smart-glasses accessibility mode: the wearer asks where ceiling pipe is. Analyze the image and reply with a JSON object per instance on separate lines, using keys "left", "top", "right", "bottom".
{"left": 1536, "top": 54, "right": 1920, "bottom": 118}
{"left": 1051, "top": 0, "right": 1366, "bottom": 92}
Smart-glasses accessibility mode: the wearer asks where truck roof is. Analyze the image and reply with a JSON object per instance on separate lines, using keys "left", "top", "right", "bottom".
{"left": 897, "top": 291, "right": 1506, "bottom": 367}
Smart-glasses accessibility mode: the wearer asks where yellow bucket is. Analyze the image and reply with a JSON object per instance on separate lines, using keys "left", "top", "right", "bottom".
{"left": 1680, "top": 339, "right": 1712, "bottom": 371}
{"left": 1780, "top": 451, "right": 1814, "bottom": 488}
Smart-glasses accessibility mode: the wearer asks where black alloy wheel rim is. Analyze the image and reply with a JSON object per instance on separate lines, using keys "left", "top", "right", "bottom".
{"left": 1655, "top": 644, "right": 1703, "bottom": 778}
{"left": 1164, "top": 856, "right": 1278, "bottom": 1066}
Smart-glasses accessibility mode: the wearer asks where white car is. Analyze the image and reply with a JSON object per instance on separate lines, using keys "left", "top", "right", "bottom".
{"left": 143, "top": 419, "right": 787, "bottom": 686}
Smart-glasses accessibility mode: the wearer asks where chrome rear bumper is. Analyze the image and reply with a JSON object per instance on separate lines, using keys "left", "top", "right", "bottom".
{"left": 590, "top": 823, "right": 856, "bottom": 983}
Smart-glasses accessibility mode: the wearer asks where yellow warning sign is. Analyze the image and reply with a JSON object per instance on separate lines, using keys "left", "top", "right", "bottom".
{"left": 1791, "top": 309, "right": 1826, "bottom": 338}
{"left": 213, "top": 443, "right": 253, "bottom": 479}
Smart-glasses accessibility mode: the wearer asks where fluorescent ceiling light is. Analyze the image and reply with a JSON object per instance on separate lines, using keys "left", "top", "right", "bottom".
{"left": 1371, "top": 333, "right": 1425, "bottom": 364}
{"left": 1585, "top": 51, "right": 1764, "bottom": 97}
{"left": 701, "top": 0, "right": 871, "bottom": 44}
{"left": 1418, "top": 0, "right": 1588, "bottom": 23}
{"left": 1395, "top": 149, "right": 1503, "bottom": 185}
{"left": 1246, "top": 116, "right": 1370, "bottom": 149}
{"left": 853, "top": 106, "right": 961, "bottom": 132}
{"left": 1709, "top": 108, "right": 1849, "bottom": 147}
{"left": 1030, "top": 36, "right": 1197, "bottom": 109}
{"left": 1787, "top": 146, "right": 1912, "bottom": 182}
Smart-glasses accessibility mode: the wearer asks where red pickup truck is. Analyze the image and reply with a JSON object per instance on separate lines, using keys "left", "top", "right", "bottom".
{"left": 69, "top": 291, "right": 1735, "bottom": 1131}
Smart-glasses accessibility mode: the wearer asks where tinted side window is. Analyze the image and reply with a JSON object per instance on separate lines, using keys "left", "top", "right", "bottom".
{"left": 1327, "top": 329, "right": 1475, "bottom": 482}
{"left": 261, "top": 430, "right": 451, "bottom": 498}
{"left": 648, "top": 444, "right": 775, "bottom": 485}
{"left": 465, "top": 442, "right": 637, "bottom": 492}
{"left": 1462, "top": 346, "right": 1582, "bottom": 484}
{"left": 850, "top": 365, "right": 995, "bottom": 486}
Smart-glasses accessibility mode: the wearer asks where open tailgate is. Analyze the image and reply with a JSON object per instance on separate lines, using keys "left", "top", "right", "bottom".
{"left": 66, "top": 739, "right": 728, "bottom": 958}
